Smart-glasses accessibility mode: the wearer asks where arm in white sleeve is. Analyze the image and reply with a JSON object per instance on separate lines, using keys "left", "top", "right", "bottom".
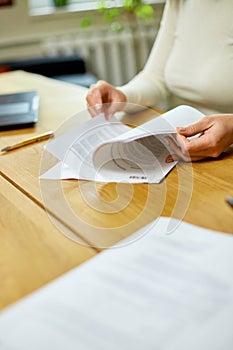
{"left": 118, "top": 0, "right": 180, "bottom": 110}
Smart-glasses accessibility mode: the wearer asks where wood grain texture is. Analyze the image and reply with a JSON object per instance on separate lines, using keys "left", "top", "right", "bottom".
{"left": 0, "top": 71, "right": 232, "bottom": 250}
{"left": 0, "top": 176, "right": 96, "bottom": 310}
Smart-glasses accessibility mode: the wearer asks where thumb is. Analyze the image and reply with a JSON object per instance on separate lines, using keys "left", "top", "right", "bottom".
{"left": 176, "top": 117, "right": 212, "bottom": 137}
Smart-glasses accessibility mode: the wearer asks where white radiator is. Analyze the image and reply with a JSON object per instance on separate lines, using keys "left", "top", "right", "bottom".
{"left": 42, "top": 25, "right": 157, "bottom": 86}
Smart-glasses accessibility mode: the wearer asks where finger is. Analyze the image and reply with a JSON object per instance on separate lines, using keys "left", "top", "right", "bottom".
{"left": 164, "top": 136, "right": 186, "bottom": 155}
{"left": 168, "top": 141, "right": 192, "bottom": 162}
{"left": 176, "top": 116, "right": 213, "bottom": 137}
{"left": 86, "top": 90, "right": 103, "bottom": 108}
{"left": 165, "top": 133, "right": 218, "bottom": 161}
{"left": 86, "top": 82, "right": 108, "bottom": 106}
{"left": 166, "top": 135, "right": 214, "bottom": 160}
{"left": 166, "top": 153, "right": 206, "bottom": 162}
{"left": 88, "top": 102, "right": 117, "bottom": 120}
{"left": 166, "top": 154, "right": 176, "bottom": 163}
{"left": 172, "top": 134, "right": 189, "bottom": 154}
{"left": 103, "top": 103, "right": 114, "bottom": 120}
{"left": 104, "top": 101, "right": 127, "bottom": 120}
{"left": 164, "top": 136, "right": 193, "bottom": 162}
{"left": 166, "top": 154, "right": 185, "bottom": 162}
{"left": 87, "top": 104, "right": 104, "bottom": 118}
{"left": 176, "top": 133, "right": 215, "bottom": 154}
{"left": 87, "top": 106, "right": 96, "bottom": 118}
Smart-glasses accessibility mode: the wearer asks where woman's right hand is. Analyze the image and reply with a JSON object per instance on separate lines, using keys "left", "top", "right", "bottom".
{"left": 86, "top": 80, "right": 127, "bottom": 119}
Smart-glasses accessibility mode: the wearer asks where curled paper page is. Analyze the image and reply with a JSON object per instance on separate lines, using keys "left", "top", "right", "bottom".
{"left": 40, "top": 105, "right": 204, "bottom": 183}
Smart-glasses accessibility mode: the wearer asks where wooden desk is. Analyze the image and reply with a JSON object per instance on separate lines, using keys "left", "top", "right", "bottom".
{"left": 0, "top": 176, "right": 96, "bottom": 310}
{"left": 0, "top": 71, "right": 233, "bottom": 309}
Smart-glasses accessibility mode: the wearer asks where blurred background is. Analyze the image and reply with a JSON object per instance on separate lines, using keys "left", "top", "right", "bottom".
{"left": 0, "top": 0, "right": 165, "bottom": 87}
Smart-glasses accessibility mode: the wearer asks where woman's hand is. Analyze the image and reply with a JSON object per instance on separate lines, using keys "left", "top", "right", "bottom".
{"left": 86, "top": 80, "right": 127, "bottom": 119}
{"left": 165, "top": 114, "right": 233, "bottom": 162}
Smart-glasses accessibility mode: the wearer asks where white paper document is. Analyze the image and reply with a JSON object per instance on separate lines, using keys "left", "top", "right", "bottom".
{"left": 0, "top": 217, "right": 233, "bottom": 350}
{"left": 40, "top": 105, "right": 204, "bottom": 183}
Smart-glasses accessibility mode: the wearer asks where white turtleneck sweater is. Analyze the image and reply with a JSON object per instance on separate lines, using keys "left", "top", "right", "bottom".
{"left": 119, "top": 0, "right": 233, "bottom": 115}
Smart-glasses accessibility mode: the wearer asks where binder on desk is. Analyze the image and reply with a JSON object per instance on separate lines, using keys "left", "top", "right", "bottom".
{"left": 0, "top": 91, "right": 39, "bottom": 130}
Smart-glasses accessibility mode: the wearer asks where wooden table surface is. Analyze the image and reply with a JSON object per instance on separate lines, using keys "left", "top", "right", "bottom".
{"left": 0, "top": 71, "right": 233, "bottom": 310}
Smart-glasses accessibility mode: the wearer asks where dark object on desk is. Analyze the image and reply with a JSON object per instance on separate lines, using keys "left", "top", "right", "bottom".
{"left": 0, "top": 55, "right": 98, "bottom": 88}
{"left": 0, "top": 91, "right": 39, "bottom": 131}
{"left": 225, "top": 196, "right": 233, "bottom": 209}
{"left": 52, "top": 72, "right": 98, "bottom": 88}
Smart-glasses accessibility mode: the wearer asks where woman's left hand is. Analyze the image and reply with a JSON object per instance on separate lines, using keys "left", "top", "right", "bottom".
{"left": 165, "top": 114, "right": 233, "bottom": 162}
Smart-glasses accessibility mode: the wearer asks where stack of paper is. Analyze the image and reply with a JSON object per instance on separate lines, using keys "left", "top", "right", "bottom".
{"left": 0, "top": 217, "right": 232, "bottom": 350}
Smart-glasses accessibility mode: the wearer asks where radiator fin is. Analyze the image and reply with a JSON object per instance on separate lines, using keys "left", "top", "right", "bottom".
{"left": 42, "top": 25, "right": 157, "bottom": 86}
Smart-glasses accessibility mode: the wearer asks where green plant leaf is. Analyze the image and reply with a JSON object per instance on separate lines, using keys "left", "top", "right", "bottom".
{"left": 97, "top": 0, "right": 107, "bottom": 12}
{"left": 135, "top": 4, "right": 154, "bottom": 19}
{"left": 123, "top": 0, "right": 142, "bottom": 11}
{"left": 105, "top": 8, "right": 121, "bottom": 21}
{"left": 80, "top": 16, "right": 93, "bottom": 28}
{"left": 82, "top": 0, "right": 155, "bottom": 29}
{"left": 111, "top": 21, "right": 124, "bottom": 32}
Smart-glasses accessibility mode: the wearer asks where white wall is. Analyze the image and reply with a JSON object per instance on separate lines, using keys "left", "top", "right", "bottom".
{"left": 0, "top": 1, "right": 165, "bottom": 85}
{"left": 0, "top": 0, "right": 90, "bottom": 60}
{"left": 0, "top": 0, "right": 164, "bottom": 61}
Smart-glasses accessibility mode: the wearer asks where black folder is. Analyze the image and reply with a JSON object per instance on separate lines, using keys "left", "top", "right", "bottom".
{"left": 0, "top": 91, "right": 39, "bottom": 130}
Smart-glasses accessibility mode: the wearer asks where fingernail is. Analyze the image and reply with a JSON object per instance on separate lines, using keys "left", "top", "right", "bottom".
{"left": 166, "top": 155, "right": 174, "bottom": 163}
{"left": 95, "top": 104, "right": 102, "bottom": 111}
{"left": 106, "top": 113, "right": 112, "bottom": 120}
{"left": 176, "top": 127, "right": 186, "bottom": 132}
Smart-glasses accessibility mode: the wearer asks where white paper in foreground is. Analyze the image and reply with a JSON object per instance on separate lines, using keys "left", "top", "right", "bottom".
{"left": 40, "top": 105, "right": 204, "bottom": 183}
{"left": 0, "top": 217, "right": 232, "bottom": 350}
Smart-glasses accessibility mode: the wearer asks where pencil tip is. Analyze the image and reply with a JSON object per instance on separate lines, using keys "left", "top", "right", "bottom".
{"left": 1, "top": 147, "right": 9, "bottom": 152}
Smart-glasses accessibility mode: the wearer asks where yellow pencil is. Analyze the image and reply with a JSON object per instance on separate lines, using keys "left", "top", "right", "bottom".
{"left": 1, "top": 130, "right": 54, "bottom": 152}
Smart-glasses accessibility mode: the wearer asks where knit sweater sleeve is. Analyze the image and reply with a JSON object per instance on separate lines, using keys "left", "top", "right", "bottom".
{"left": 118, "top": 0, "right": 180, "bottom": 110}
